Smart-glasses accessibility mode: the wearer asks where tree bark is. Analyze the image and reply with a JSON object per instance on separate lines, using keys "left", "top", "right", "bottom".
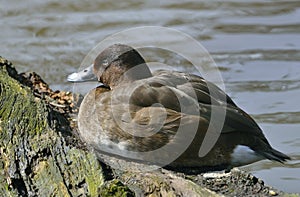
{"left": 0, "top": 57, "right": 106, "bottom": 196}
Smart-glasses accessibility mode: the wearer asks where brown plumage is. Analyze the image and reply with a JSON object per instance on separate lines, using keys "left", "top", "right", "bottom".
{"left": 76, "top": 44, "right": 290, "bottom": 170}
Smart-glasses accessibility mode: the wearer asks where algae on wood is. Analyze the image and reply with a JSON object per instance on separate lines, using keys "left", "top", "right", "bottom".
{"left": 0, "top": 57, "right": 105, "bottom": 196}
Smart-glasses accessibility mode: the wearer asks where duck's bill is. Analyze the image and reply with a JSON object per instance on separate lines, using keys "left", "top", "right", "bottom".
{"left": 67, "top": 64, "right": 98, "bottom": 82}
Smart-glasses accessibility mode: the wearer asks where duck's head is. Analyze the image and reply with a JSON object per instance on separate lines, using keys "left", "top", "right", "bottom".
{"left": 68, "top": 44, "right": 152, "bottom": 88}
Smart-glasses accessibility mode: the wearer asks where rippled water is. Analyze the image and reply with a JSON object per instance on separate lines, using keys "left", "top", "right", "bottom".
{"left": 1, "top": 0, "right": 300, "bottom": 193}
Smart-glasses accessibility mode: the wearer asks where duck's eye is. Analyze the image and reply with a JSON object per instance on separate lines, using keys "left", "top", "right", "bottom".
{"left": 84, "top": 69, "right": 88, "bottom": 72}
{"left": 102, "top": 60, "right": 109, "bottom": 66}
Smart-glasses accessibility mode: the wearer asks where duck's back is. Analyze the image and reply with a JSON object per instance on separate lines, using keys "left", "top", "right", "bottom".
{"left": 78, "top": 70, "right": 289, "bottom": 169}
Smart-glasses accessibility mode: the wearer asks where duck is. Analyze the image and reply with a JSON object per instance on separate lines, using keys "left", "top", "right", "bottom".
{"left": 68, "top": 43, "right": 290, "bottom": 170}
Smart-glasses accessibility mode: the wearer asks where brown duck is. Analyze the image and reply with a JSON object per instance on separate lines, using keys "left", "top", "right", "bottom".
{"left": 68, "top": 44, "right": 290, "bottom": 170}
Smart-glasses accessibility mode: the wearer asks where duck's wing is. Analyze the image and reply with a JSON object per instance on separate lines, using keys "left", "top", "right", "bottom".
{"left": 129, "top": 71, "right": 289, "bottom": 162}
{"left": 105, "top": 76, "right": 208, "bottom": 156}
{"left": 152, "top": 70, "right": 237, "bottom": 107}
{"left": 150, "top": 70, "right": 260, "bottom": 132}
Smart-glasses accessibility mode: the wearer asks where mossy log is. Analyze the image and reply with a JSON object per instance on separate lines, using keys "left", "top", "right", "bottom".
{"left": 0, "top": 57, "right": 106, "bottom": 196}
{"left": 0, "top": 56, "right": 298, "bottom": 197}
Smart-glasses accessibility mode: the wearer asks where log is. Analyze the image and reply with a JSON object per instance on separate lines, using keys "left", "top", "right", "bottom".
{"left": 0, "top": 57, "right": 105, "bottom": 196}
{"left": 0, "top": 56, "right": 297, "bottom": 197}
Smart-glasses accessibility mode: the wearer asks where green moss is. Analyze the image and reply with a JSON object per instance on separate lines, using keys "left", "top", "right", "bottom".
{"left": 32, "top": 159, "right": 70, "bottom": 197}
{"left": 100, "top": 179, "right": 135, "bottom": 197}
{"left": 0, "top": 68, "right": 48, "bottom": 138}
{"left": 0, "top": 58, "right": 106, "bottom": 196}
{"left": 0, "top": 152, "right": 19, "bottom": 197}
{"left": 0, "top": 61, "right": 53, "bottom": 195}
{"left": 64, "top": 148, "right": 105, "bottom": 196}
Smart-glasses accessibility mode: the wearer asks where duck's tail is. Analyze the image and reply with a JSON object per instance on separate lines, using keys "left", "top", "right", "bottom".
{"left": 258, "top": 148, "right": 290, "bottom": 163}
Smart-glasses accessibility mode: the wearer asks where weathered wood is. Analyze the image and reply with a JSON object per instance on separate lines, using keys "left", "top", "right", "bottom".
{"left": 0, "top": 57, "right": 105, "bottom": 196}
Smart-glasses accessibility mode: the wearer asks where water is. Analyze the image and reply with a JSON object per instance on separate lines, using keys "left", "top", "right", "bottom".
{"left": 1, "top": 0, "right": 300, "bottom": 193}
